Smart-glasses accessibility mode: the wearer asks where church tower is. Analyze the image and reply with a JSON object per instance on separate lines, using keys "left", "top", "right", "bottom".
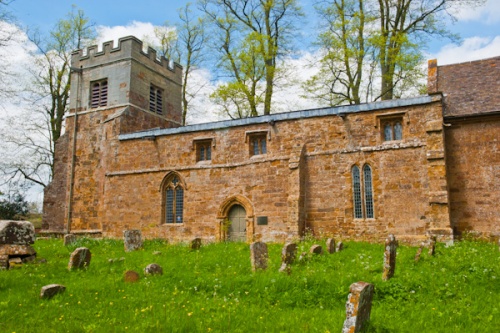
{"left": 43, "top": 36, "right": 183, "bottom": 233}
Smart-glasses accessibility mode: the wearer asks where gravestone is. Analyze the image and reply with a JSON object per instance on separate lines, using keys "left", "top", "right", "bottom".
{"left": 428, "top": 236, "right": 436, "bottom": 256}
{"left": 123, "top": 230, "right": 142, "bottom": 252}
{"left": 382, "top": 234, "right": 397, "bottom": 281}
{"left": 144, "top": 263, "right": 163, "bottom": 276}
{"left": 279, "top": 242, "right": 297, "bottom": 273}
{"left": 0, "top": 220, "right": 35, "bottom": 245}
{"left": 326, "top": 238, "right": 336, "bottom": 254}
{"left": 337, "top": 241, "right": 344, "bottom": 252}
{"left": 64, "top": 234, "right": 77, "bottom": 246}
{"left": 68, "top": 247, "right": 91, "bottom": 270}
{"left": 310, "top": 244, "right": 323, "bottom": 255}
{"left": 191, "top": 238, "right": 202, "bottom": 250}
{"left": 414, "top": 242, "right": 425, "bottom": 262}
{"left": 250, "top": 241, "right": 268, "bottom": 271}
{"left": 342, "top": 281, "right": 374, "bottom": 333}
{"left": 40, "top": 284, "right": 66, "bottom": 299}
{"left": 124, "top": 270, "right": 140, "bottom": 282}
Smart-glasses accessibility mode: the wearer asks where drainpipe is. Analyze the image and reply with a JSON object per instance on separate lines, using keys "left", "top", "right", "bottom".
{"left": 66, "top": 66, "right": 83, "bottom": 234}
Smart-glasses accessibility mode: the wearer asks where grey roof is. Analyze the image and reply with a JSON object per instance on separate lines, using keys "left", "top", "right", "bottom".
{"left": 119, "top": 95, "right": 434, "bottom": 141}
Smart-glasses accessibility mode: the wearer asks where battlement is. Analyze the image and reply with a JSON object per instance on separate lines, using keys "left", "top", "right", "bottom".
{"left": 71, "top": 36, "right": 182, "bottom": 79}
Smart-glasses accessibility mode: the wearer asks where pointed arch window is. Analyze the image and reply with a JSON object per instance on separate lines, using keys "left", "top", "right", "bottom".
{"left": 163, "top": 175, "right": 184, "bottom": 224}
{"left": 352, "top": 164, "right": 375, "bottom": 219}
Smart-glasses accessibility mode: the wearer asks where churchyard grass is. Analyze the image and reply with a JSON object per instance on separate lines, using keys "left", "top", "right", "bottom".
{"left": 1, "top": 238, "right": 498, "bottom": 332}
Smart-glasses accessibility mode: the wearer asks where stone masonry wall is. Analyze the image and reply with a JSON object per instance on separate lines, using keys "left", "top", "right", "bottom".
{"left": 53, "top": 96, "right": 450, "bottom": 244}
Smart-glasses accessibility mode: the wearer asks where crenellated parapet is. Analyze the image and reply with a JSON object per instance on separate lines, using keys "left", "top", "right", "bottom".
{"left": 71, "top": 35, "right": 182, "bottom": 84}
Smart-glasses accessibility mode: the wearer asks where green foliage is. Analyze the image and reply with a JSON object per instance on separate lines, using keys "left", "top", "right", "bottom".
{"left": 0, "top": 239, "right": 498, "bottom": 332}
{"left": 0, "top": 192, "right": 28, "bottom": 219}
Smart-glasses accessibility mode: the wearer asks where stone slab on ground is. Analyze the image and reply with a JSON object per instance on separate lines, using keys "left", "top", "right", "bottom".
{"left": 40, "top": 284, "right": 66, "bottom": 299}
{"left": 68, "top": 247, "right": 91, "bottom": 270}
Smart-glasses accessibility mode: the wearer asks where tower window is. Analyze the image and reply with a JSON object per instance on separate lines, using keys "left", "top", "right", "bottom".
{"left": 90, "top": 79, "right": 108, "bottom": 108}
{"left": 150, "top": 85, "right": 163, "bottom": 115}
{"left": 352, "top": 164, "right": 375, "bottom": 219}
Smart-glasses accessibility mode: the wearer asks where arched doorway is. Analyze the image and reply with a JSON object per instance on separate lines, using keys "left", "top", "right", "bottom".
{"left": 227, "top": 205, "right": 246, "bottom": 242}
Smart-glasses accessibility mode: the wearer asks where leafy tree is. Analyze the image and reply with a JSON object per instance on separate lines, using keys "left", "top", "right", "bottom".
{"left": 200, "top": 0, "right": 302, "bottom": 117}
{"left": 1, "top": 8, "right": 95, "bottom": 188}
{"left": 308, "top": 0, "right": 485, "bottom": 105}
{"left": 0, "top": 192, "right": 29, "bottom": 220}
{"left": 152, "top": 3, "right": 206, "bottom": 125}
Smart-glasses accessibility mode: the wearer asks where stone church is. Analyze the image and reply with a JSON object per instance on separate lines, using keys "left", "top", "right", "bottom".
{"left": 42, "top": 36, "right": 500, "bottom": 244}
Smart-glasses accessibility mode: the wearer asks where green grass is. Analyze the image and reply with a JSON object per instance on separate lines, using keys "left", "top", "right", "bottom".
{"left": 0, "top": 238, "right": 499, "bottom": 332}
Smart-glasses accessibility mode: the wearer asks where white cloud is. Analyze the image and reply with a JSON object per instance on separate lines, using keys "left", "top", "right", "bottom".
{"left": 96, "top": 21, "right": 165, "bottom": 50}
{"left": 431, "top": 36, "right": 500, "bottom": 65}
{"left": 450, "top": 0, "right": 500, "bottom": 24}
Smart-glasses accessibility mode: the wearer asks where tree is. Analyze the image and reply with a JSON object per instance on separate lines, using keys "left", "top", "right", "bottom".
{"left": 1, "top": 8, "right": 95, "bottom": 188}
{"left": 304, "top": 0, "right": 376, "bottom": 106}
{"left": 308, "top": 0, "right": 485, "bottom": 105}
{"left": 0, "top": 0, "right": 19, "bottom": 99}
{"left": 200, "top": 0, "right": 302, "bottom": 117}
{"left": 0, "top": 191, "right": 29, "bottom": 220}
{"left": 152, "top": 3, "right": 206, "bottom": 125}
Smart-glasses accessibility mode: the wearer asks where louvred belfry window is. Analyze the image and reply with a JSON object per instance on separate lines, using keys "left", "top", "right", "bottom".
{"left": 90, "top": 80, "right": 108, "bottom": 108}
{"left": 150, "top": 85, "right": 163, "bottom": 115}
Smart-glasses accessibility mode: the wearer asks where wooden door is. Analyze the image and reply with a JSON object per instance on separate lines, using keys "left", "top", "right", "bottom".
{"left": 228, "top": 205, "right": 246, "bottom": 241}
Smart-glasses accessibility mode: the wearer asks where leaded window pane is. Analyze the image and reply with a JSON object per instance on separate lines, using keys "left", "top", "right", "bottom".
{"left": 394, "top": 122, "right": 402, "bottom": 140}
{"left": 384, "top": 123, "right": 393, "bottom": 141}
{"left": 363, "top": 165, "right": 374, "bottom": 218}
{"left": 261, "top": 138, "right": 267, "bottom": 154}
{"left": 253, "top": 139, "right": 259, "bottom": 155}
{"left": 352, "top": 166, "right": 363, "bottom": 219}
{"left": 166, "top": 188, "right": 174, "bottom": 223}
{"left": 200, "top": 146, "right": 205, "bottom": 161}
{"left": 175, "top": 187, "right": 184, "bottom": 223}
{"left": 206, "top": 145, "right": 211, "bottom": 160}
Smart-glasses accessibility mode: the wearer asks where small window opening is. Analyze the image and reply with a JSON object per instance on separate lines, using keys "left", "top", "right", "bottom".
{"left": 382, "top": 118, "right": 403, "bottom": 141}
{"left": 249, "top": 134, "right": 267, "bottom": 156}
{"left": 196, "top": 140, "right": 212, "bottom": 162}
{"left": 90, "top": 79, "right": 108, "bottom": 108}
{"left": 150, "top": 85, "right": 163, "bottom": 115}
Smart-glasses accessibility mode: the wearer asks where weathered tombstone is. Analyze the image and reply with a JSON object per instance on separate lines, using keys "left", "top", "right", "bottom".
{"left": 326, "top": 238, "right": 336, "bottom": 254}
{"left": 298, "top": 251, "right": 307, "bottom": 261}
{"left": 382, "top": 234, "right": 397, "bottom": 281}
{"left": 428, "top": 236, "right": 436, "bottom": 256}
{"left": 342, "top": 281, "right": 375, "bottom": 333}
{"left": 68, "top": 247, "right": 91, "bottom": 270}
{"left": 414, "top": 242, "right": 425, "bottom": 262}
{"left": 63, "top": 234, "right": 77, "bottom": 246}
{"left": 0, "top": 220, "right": 35, "bottom": 245}
{"left": 153, "top": 251, "right": 162, "bottom": 256}
{"left": 123, "top": 230, "right": 142, "bottom": 252}
{"left": 310, "top": 244, "right": 323, "bottom": 255}
{"left": 250, "top": 241, "right": 268, "bottom": 271}
{"left": 337, "top": 241, "right": 344, "bottom": 252}
{"left": 144, "top": 263, "right": 163, "bottom": 276}
{"left": 40, "top": 284, "right": 66, "bottom": 299}
{"left": 8, "top": 257, "right": 23, "bottom": 268}
{"left": 124, "top": 270, "right": 140, "bottom": 282}
{"left": 191, "top": 238, "right": 202, "bottom": 250}
{"left": 279, "top": 242, "right": 297, "bottom": 273}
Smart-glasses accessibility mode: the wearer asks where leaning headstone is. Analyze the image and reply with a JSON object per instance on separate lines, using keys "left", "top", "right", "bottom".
{"left": 414, "top": 242, "right": 425, "bottom": 262}
{"left": 250, "top": 241, "right": 268, "bottom": 271}
{"left": 191, "top": 238, "right": 202, "bottom": 250}
{"left": 428, "top": 236, "right": 436, "bottom": 256}
{"left": 326, "top": 238, "right": 336, "bottom": 254}
{"left": 68, "top": 247, "right": 91, "bottom": 270}
{"left": 124, "top": 270, "right": 140, "bottom": 282}
{"left": 63, "top": 234, "right": 77, "bottom": 246}
{"left": 337, "top": 241, "right": 344, "bottom": 252}
{"left": 40, "top": 284, "right": 66, "bottom": 299}
{"left": 342, "top": 281, "right": 375, "bottom": 333}
{"left": 382, "top": 234, "right": 397, "bottom": 281}
{"left": 123, "top": 230, "right": 142, "bottom": 252}
{"left": 279, "top": 242, "right": 297, "bottom": 273}
{"left": 0, "top": 220, "right": 35, "bottom": 245}
{"left": 310, "top": 244, "right": 323, "bottom": 255}
{"left": 144, "top": 263, "right": 163, "bottom": 276}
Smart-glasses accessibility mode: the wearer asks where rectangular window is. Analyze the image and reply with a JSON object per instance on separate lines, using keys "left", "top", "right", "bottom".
{"left": 382, "top": 118, "right": 403, "bottom": 141}
{"left": 196, "top": 140, "right": 212, "bottom": 162}
{"left": 249, "top": 134, "right": 267, "bottom": 156}
{"left": 149, "top": 85, "right": 163, "bottom": 115}
{"left": 90, "top": 79, "right": 108, "bottom": 108}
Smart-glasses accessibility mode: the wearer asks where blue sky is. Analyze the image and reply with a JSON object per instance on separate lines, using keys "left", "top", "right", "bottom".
{"left": 7, "top": 0, "right": 500, "bottom": 65}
